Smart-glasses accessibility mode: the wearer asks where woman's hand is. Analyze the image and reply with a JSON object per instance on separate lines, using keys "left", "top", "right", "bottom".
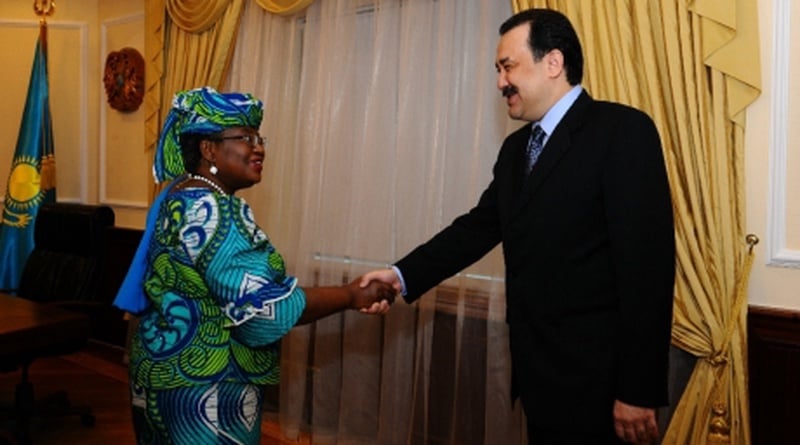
{"left": 358, "top": 268, "right": 402, "bottom": 314}
{"left": 297, "top": 278, "right": 396, "bottom": 324}
{"left": 347, "top": 277, "right": 396, "bottom": 311}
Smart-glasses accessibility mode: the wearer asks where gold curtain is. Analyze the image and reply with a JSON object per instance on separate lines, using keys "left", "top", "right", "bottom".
{"left": 510, "top": 1, "right": 761, "bottom": 444}
{"left": 143, "top": 0, "right": 246, "bottom": 182}
{"left": 144, "top": 0, "right": 166, "bottom": 169}
{"left": 166, "top": 0, "right": 231, "bottom": 33}
{"left": 254, "top": 0, "right": 314, "bottom": 16}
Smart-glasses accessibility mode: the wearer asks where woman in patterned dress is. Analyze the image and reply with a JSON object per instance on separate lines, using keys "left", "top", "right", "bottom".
{"left": 114, "top": 87, "right": 393, "bottom": 444}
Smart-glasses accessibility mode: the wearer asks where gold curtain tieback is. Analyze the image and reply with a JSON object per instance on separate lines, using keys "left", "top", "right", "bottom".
{"left": 705, "top": 353, "right": 728, "bottom": 366}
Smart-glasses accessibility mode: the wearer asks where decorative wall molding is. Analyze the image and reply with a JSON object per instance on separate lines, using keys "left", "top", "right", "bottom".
{"left": 767, "top": 0, "right": 800, "bottom": 268}
{"left": 99, "top": 13, "right": 148, "bottom": 210}
{"left": 78, "top": 23, "right": 89, "bottom": 203}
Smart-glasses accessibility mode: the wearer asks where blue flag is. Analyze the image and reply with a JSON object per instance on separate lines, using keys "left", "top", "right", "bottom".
{"left": 0, "top": 26, "right": 56, "bottom": 291}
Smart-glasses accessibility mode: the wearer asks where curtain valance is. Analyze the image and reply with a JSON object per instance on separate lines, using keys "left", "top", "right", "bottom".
{"left": 165, "top": 0, "right": 232, "bottom": 32}
{"left": 254, "top": 0, "right": 314, "bottom": 16}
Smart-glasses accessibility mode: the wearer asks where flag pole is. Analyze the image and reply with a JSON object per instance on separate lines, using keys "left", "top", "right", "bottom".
{"left": 33, "top": 0, "right": 53, "bottom": 72}
{"left": 33, "top": 0, "right": 56, "bottom": 194}
{"left": 0, "top": 0, "right": 57, "bottom": 290}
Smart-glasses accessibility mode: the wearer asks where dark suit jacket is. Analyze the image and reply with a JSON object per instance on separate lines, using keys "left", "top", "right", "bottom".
{"left": 395, "top": 91, "right": 675, "bottom": 433}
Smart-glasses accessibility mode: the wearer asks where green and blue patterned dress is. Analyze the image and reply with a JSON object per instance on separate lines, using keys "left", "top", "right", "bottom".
{"left": 129, "top": 187, "right": 305, "bottom": 444}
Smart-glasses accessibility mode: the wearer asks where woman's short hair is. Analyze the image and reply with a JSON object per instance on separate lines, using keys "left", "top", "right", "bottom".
{"left": 179, "top": 132, "right": 210, "bottom": 174}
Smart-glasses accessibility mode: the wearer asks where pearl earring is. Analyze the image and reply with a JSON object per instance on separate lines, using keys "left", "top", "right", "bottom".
{"left": 210, "top": 164, "right": 218, "bottom": 175}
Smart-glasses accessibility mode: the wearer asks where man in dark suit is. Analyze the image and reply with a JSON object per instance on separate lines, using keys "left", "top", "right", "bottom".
{"left": 362, "top": 8, "right": 674, "bottom": 445}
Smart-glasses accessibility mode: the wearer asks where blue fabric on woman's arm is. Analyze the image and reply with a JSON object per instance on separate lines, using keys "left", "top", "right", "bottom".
{"left": 232, "top": 286, "right": 306, "bottom": 347}
{"left": 112, "top": 183, "right": 173, "bottom": 314}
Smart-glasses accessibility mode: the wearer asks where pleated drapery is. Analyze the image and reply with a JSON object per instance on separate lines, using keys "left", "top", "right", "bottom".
{"left": 165, "top": 0, "right": 232, "bottom": 32}
{"left": 511, "top": 1, "right": 761, "bottom": 444}
{"left": 143, "top": 0, "right": 245, "bottom": 185}
{"left": 143, "top": 0, "right": 311, "bottom": 170}
{"left": 254, "top": 0, "right": 314, "bottom": 16}
{"left": 143, "top": 0, "right": 165, "bottom": 170}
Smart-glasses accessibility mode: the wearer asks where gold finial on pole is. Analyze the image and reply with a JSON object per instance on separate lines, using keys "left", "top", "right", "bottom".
{"left": 33, "top": 0, "right": 55, "bottom": 24}
{"left": 746, "top": 234, "right": 759, "bottom": 254}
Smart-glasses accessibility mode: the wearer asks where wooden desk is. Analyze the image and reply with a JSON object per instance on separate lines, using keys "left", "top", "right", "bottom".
{"left": 0, "top": 293, "right": 90, "bottom": 365}
{"left": 0, "top": 292, "right": 93, "bottom": 444}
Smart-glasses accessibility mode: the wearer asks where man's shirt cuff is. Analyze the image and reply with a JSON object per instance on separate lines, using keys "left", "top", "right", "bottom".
{"left": 391, "top": 265, "right": 408, "bottom": 296}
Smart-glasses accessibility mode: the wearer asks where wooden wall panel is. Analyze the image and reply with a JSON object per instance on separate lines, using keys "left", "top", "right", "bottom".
{"left": 748, "top": 305, "right": 800, "bottom": 445}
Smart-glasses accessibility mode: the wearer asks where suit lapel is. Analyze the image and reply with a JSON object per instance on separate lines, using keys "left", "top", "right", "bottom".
{"left": 513, "top": 91, "right": 593, "bottom": 216}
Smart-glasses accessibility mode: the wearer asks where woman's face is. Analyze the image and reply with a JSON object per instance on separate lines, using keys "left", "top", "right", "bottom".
{"left": 210, "top": 126, "right": 266, "bottom": 192}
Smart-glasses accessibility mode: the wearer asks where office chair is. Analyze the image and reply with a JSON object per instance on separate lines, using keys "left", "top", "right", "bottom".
{"left": 0, "top": 202, "right": 115, "bottom": 443}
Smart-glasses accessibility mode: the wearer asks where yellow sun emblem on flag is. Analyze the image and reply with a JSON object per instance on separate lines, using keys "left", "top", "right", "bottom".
{"left": 2, "top": 155, "right": 44, "bottom": 228}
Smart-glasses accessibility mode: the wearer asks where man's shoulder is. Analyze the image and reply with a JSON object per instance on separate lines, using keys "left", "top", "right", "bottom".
{"left": 589, "top": 99, "right": 653, "bottom": 122}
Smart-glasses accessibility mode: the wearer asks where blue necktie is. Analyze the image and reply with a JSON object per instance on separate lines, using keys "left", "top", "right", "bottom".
{"left": 525, "top": 125, "right": 546, "bottom": 175}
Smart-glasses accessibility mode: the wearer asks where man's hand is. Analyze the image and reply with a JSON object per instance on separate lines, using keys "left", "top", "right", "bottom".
{"left": 347, "top": 277, "right": 395, "bottom": 311}
{"left": 358, "top": 268, "right": 402, "bottom": 314}
{"left": 613, "top": 400, "right": 659, "bottom": 444}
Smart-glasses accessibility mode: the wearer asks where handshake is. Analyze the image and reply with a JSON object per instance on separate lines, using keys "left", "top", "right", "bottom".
{"left": 298, "top": 268, "right": 402, "bottom": 323}
{"left": 348, "top": 268, "right": 403, "bottom": 315}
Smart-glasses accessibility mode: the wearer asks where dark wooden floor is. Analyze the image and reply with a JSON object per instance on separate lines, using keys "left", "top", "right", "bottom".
{"left": 0, "top": 342, "right": 134, "bottom": 444}
{"left": 0, "top": 342, "right": 308, "bottom": 445}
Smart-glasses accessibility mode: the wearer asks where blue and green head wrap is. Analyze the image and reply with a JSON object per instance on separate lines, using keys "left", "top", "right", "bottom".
{"left": 153, "top": 86, "right": 264, "bottom": 183}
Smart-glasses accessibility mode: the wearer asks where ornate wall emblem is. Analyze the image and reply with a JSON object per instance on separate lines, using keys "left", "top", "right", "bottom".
{"left": 103, "top": 47, "right": 145, "bottom": 112}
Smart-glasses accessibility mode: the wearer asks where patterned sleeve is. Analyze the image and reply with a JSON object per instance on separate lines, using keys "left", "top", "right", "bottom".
{"left": 180, "top": 192, "right": 306, "bottom": 347}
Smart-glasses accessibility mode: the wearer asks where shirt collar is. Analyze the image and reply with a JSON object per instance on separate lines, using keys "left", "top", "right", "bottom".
{"left": 533, "top": 84, "right": 583, "bottom": 139}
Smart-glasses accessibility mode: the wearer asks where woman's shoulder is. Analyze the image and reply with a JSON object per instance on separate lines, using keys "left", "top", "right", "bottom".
{"left": 157, "top": 188, "right": 224, "bottom": 230}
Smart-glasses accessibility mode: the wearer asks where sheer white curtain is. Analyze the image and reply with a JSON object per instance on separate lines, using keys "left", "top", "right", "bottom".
{"left": 226, "top": 1, "right": 522, "bottom": 443}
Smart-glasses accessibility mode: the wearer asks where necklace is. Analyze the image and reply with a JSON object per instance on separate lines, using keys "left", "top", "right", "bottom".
{"left": 188, "top": 174, "right": 227, "bottom": 195}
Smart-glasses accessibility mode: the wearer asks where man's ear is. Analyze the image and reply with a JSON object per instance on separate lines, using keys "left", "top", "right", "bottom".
{"left": 545, "top": 49, "right": 565, "bottom": 79}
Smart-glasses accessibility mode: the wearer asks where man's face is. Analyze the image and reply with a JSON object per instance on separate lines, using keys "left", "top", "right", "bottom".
{"left": 495, "top": 23, "right": 550, "bottom": 123}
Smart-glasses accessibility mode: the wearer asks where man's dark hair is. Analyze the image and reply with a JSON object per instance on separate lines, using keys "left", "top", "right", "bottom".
{"left": 499, "top": 8, "right": 584, "bottom": 85}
